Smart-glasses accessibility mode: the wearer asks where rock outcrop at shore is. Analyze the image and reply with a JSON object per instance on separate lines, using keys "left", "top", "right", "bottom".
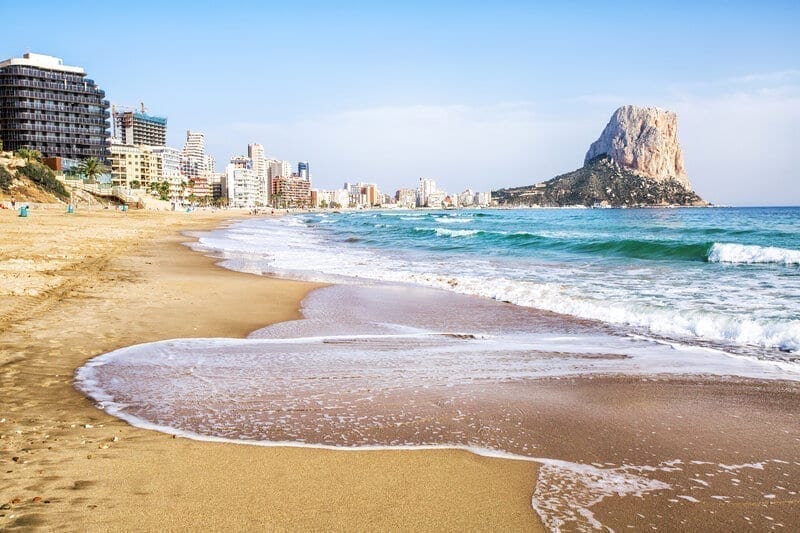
{"left": 493, "top": 105, "right": 707, "bottom": 207}
{"left": 585, "top": 105, "right": 690, "bottom": 189}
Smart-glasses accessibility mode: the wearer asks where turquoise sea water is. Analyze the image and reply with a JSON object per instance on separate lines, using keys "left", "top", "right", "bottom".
{"left": 196, "top": 206, "right": 800, "bottom": 360}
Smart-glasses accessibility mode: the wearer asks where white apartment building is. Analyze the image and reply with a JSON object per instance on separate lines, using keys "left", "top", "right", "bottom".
{"left": 267, "top": 159, "right": 292, "bottom": 180}
{"left": 475, "top": 191, "right": 492, "bottom": 206}
{"left": 417, "top": 177, "right": 438, "bottom": 207}
{"left": 458, "top": 188, "right": 474, "bottom": 206}
{"left": 152, "top": 146, "right": 186, "bottom": 202}
{"left": 426, "top": 190, "right": 447, "bottom": 208}
{"left": 225, "top": 163, "right": 260, "bottom": 208}
{"left": 315, "top": 189, "right": 349, "bottom": 208}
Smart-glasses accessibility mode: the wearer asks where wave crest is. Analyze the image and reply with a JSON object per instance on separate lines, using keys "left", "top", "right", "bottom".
{"left": 708, "top": 243, "right": 800, "bottom": 265}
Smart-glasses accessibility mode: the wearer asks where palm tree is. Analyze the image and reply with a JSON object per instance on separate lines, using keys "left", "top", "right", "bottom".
{"left": 76, "top": 157, "right": 109, "bottom": 184}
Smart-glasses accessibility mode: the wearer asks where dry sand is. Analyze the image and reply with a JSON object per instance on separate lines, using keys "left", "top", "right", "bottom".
{"left": 0, "top": 207, "right": 541, "bottom": 531}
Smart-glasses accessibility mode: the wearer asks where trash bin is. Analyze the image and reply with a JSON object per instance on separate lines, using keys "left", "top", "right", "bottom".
{"left": 19, "top": 205, "right": 28, "bottom": 217}
{"left": 67, "top": 204, "right": 75, "bottom": 214}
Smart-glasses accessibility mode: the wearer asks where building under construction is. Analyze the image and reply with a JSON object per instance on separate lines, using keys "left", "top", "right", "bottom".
{"left": 113, "top": 104, "right": 167, "bottom": 147}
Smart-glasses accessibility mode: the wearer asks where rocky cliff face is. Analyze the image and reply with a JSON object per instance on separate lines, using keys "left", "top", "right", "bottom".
{"left": 585, "top": 105, "right": 690, "bottom": 189}
{"left": 493, "top": 105, "right": 707, "bottom": 207}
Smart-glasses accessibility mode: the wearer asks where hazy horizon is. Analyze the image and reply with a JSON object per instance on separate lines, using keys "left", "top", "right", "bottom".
{"left": 3, "top": 1, "right": 798, "bottom": 205}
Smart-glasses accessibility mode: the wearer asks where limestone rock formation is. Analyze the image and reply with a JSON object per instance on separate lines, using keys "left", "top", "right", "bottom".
{"left": 492, "top": 105, "right": 708, "bottom": 207}
{"left": 585, "top": 105, "right": 690, "bottom": 189}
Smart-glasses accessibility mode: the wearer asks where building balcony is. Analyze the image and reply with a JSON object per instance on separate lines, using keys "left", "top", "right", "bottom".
{"left": 0, "top": 77, "right": 106, "bottom": 95}
{"left": 0, "top": 111, "right": 106, "bottom": 126}
{"left": 0, "top": 88, "right": 109, "bottom": 106}
{"left": 0, "top": 100, "right": 109, "bottom": 116}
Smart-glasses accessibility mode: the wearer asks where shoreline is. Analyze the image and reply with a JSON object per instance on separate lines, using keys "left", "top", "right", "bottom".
{"left": 0, "top": 209, "right": 544, "bottom": 531}
{"left": 3, "top": 208, "right": 799, "bottom": 531}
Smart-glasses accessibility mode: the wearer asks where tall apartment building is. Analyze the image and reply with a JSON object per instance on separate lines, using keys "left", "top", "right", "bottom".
{"left": 181, "top": 130, "right": 215, "bottom": 199}
{"left": 247, "top": 143, "right": 265, "bottom": 176}
{"left": 247, "top": 143, "right": 269, "bottom": 205}
{"left": 225, "top": 164, "right": 260, "bottom": 208}
{"left": 267, "top": 159, "right": 291, "bottom": 180}
{"left": 0, "top": 52, "right": 109, "bottom": 160}
{"left": 152, "top": 146, "right": 186, "bottom": 201}
{"left": 297, "top": 161, "right": 309, "bottom": 180}
{"left": 114, "top": 108, "right": 167, "bottom": 147}
{"left": 396, "top": 188, "right": 417, "bottom": 208}
{"left": 417, "top": 177, "right": 438, "bottom": 207}
{"left": 272, "top": 175, "right": 311, "bottom": 208}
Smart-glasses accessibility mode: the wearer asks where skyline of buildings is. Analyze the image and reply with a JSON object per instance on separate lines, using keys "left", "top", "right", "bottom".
{"left": 0, "top": 51, "right": 492, "bottom": 209}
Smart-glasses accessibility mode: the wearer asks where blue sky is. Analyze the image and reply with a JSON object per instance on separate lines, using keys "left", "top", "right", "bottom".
{"left": 3, "top": 1, "right": 799, "bottom": 204}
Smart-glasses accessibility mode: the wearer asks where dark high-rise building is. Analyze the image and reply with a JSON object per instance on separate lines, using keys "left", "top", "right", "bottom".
{"left": 114, "top": 108, "right": 167, "bottom": 147}
{"left": 298, "top": 160, "right": 309, "bottom": 181}
{"left": 0, "top": 53, "right": 110, "bottom": 160}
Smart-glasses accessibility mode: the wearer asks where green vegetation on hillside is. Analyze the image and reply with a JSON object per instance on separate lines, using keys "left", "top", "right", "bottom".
{"left": 0, "top": 165, "right": 12, "bottom": 191}
{"left": 493, "top": 156, "right": 707, "bottom": 207}
{"left": 16, "top": 161, "right": 70, "bottom": 201}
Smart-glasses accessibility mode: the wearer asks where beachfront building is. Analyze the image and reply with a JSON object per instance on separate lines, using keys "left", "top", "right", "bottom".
{"left": 109, "top": 141, "right": 156, "bottom": 189}
{"left": 272, "top": 175, "right": 311, "bottom": 208}
{"left": 248, "top": 144, "right": 269, "bottom": 205}
{"left": 268, "top": 158, "right": 292, "bottom": 181}
{"left": 425, "top": 190, "right": 447, "bottom": 209}
{"left": 113, "top": 107, "right": 167, "bottom": 147}
{"left": 396, "top": 188, "right": 417, "bottom": 209}
{"left": 475, "top": 191, "right": 492, "bottom": 207}
{"left": 152, "top": 146, "right": 186, "bottom": 202}
{"left": 0, "top": 52, "right": 110, "bottom": 161}
{"left": 181, "top": 130, "right": 215, "bottom": 201}
{"left": 417, "top": 177, "right": 439, "bottom": 207}
{"left": 224, "top": 163, "right": 260, "bottom": 208}
{"left": 316, "top": 188, "right": 349, "bottom": 208}
{"left": 109, "top": 142, "right": 188, "bottom": 202}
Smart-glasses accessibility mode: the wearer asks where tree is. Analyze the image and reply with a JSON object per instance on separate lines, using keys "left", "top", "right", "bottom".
{"left": 130, "top": 179, "right": 141, "bottom": 190}
{"left": 15, "top": 148, "right": 42, "bottom": 163}
{"left": 148, "top": 181, "right": 170, "bottom": 201}
{"left": 76, "top": 157, "right": 109, "bottom": 183}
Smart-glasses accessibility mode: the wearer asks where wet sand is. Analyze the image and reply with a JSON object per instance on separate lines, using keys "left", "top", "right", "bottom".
{"left": 80, "top": 282, "right": 800, "bottom": 531}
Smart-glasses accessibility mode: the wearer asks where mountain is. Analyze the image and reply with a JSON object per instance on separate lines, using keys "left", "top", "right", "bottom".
{"left": 494, "top": 106, "right": 708, "bottom": 207}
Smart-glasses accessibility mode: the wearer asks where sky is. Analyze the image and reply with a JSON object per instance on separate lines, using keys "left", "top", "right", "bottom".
{"left": 2, "top": 1, "right": 799, "bottom": 205}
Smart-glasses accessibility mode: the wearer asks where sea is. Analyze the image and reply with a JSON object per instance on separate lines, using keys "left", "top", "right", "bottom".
{"left": 75, "top": 206, "right": 800, "bottom": 530}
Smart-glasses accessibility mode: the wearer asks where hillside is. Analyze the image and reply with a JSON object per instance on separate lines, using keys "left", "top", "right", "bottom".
{"left": 494, "top": 155, "right": 707, "bottom": 207}
{"left": 0, "top": 152, "right": 69, "bottom": 205}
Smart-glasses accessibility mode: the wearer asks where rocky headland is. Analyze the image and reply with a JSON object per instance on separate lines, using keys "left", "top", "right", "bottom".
{"left": 494, "top": 105, "right": 708, "bottom": 207}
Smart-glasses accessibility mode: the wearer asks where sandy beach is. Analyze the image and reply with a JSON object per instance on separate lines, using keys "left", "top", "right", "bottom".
{"left": 2, "top": 207, "right": 799, "bottom": 531}
{"left": 0, "top": 208, "right": 541, "bottom": 531}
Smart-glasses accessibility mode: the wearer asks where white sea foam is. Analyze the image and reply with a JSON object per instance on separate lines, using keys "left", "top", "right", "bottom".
{"left": 191, "top": 217, "right": 800, "bottom": 358}
{"left": 708, "top": 242, "right": 800, "bottom": 265}
{"left": 434, "top": 228, "right": 480, "bottom": 237}
{"left": 75, "top": 335, "right": 674, "bottom": 532}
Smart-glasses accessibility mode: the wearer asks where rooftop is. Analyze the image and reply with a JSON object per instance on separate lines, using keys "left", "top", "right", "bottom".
{"left": 0, "top": 52, "right": 86, "bottom": 75}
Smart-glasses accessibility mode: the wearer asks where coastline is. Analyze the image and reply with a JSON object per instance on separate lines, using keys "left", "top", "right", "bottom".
{"left": 0, "top": 208, "right": 542, "bottom": 531}
{"left": 3, "top": 208, "right": 799, "bottom": 531}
